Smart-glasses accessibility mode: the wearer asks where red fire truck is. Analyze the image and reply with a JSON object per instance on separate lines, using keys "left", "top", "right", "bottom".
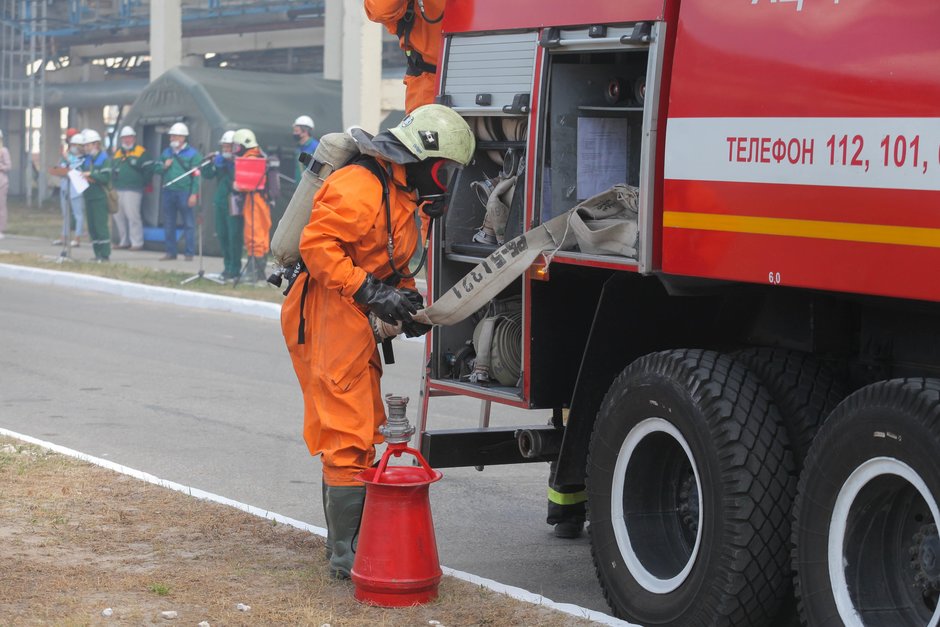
{"left": 415, "top": 0, "right": 940, "bottom": 625}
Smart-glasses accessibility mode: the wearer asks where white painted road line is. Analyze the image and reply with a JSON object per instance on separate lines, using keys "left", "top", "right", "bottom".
{"left": 0, "top": 427, "right": 631, "bottom": 626}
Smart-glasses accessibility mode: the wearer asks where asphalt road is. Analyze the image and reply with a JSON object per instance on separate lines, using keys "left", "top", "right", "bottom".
{"left": 0, "top": 277, "right": 612, "bottom": 617}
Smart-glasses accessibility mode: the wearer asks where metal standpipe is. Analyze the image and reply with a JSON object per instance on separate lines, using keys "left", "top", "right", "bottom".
{"left": 351, "top": 394, "right": 444, "bottom": 607}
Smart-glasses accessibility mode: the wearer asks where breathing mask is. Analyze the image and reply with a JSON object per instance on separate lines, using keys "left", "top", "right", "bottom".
{"left": 407, "top": 158, "right": 462, "bottom": 218}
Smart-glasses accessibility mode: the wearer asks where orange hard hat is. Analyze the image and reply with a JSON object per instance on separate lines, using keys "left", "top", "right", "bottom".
{"left": 65, "top": 128, "right": 79, "bottom": 139}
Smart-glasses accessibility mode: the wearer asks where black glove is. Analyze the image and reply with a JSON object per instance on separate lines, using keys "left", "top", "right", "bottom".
{"left": 400, "top": 289, "right": 432, "bottom": 337}
{"left": 353, "top": 274, "right": 418, "bottom": 324}
{"left": 402, "top": 319, "right": 432, "bottom": 338}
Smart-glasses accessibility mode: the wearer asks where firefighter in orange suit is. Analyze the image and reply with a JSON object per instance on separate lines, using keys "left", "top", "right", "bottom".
{"left": 231, "top": 128, "right": 272, "bottom": 281}
{"left": 280, "top": 105, "right": 474, "bottom": 579}
{"left": 364, "top": 0, "right": 445, "bottom": 112}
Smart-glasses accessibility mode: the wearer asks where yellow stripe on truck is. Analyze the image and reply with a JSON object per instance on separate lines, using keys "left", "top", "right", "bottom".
{"left": 664, "top": 211, "right": 940, "bottom": 249}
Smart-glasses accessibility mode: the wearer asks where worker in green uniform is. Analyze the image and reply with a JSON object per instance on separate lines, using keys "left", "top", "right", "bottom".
{"left": 202, "top": 130, "right": 243, "bottom": 280}
{"left": 80, "top": 129, "right": 112, "bottom": 262}
{"left": 112, "top": 126, "right": 157, "bottom": 250}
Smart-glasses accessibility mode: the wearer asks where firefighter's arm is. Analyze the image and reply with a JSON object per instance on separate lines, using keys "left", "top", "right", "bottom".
{"left": 363, "top": 0, "right": 408, "bottom": 28}
{"left": 301, "top": 167, "right": 383, "bottom": 299}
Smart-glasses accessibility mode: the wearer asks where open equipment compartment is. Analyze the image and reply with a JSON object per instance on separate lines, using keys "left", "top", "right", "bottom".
{"left": 534, "top": 25, "right": 658, "bottom": 269}
{"left": 428, "top": 30, "right": 539, "bottom": 401}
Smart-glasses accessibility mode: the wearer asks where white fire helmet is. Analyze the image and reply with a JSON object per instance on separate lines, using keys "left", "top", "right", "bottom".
{"left": 233, "top": 128, "right": 258, "bottom": 150}
{"left": 389, "top": 104, "right": 475, "bottom": 166}
{"left": 168, "top": 122, "right": 190, "bottom": 137}
{"left": 119, "top": 126, "right": 136, "bottom": 138}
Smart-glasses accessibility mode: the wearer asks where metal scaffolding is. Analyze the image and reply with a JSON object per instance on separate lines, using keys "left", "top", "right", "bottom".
{"left": 1, "top": 1, "right": 328, "bottom": 203}
{"left": 1, "top": 0, "right": 47, "bottom": 206}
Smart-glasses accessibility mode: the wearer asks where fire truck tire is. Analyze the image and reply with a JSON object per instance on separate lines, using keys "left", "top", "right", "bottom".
{"left": 734, "top": 347, "right": 847, "bottom": 468}
{"left": 733, "top": 348, "right": 847, "bottom": 627}
{"left": 793, "top": 378, "right": 940, "bottom": 627}
{"left": 586, "top": 349, "right": 796, "bottom": 626}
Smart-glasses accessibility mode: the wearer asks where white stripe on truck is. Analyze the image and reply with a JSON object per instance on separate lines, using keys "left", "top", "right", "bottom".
{"left": 665, "top": 117, "right": 940, "bottom": 191}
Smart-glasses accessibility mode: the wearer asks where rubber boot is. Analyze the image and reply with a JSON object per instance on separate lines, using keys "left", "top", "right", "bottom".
{"left": 321, "top": 479, "right": 332, "bottom": 559}
{"left": 324, "top": 484, "right": 366, "bottom": 579}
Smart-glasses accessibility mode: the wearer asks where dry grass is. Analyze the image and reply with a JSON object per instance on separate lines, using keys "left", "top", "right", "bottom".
{"left": 0, "top": 438, "right": 595, "bottom": 626}
{"left": 2, "top": 198, "right": 426, "bottom": 293}
{"left": 3, "top": 197, "right": 62, "bottom": 238}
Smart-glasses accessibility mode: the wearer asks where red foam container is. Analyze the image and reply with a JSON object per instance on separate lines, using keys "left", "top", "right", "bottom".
{"left": 351, "top": 445, "right": 443, "bottom": 607}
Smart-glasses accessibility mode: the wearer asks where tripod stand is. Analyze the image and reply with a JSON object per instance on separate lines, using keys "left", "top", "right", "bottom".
{"left": 181, "top": 205, "right": 225, "bottom": 285}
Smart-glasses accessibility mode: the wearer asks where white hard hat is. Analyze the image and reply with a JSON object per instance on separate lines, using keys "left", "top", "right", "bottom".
{"left": 119, "top": 125, "right": 136, "bottom": 138}
{"left": 220, "top": 130, "right": 235, "bottom": 144}
{"left": 69, "top": 132, "right": 84, "bottom": 145}
{"left": 82, "top": 129, "right": 102, "bottom": 144}
{"left": 168, "top": 122, "right": 189, "bottom": 137}
{"left": 293, "top": 115, "right": 314, "bottom": 130}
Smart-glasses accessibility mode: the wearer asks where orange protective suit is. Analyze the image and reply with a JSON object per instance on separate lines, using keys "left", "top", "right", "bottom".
{"left": 238, "top": 147, "right": 272, "bottom": 257}
{"left": 364, "top": 0, "right": 444, "bottom": 112}
{"left": 280, "top": 159, "right": 419, "bottom": 486}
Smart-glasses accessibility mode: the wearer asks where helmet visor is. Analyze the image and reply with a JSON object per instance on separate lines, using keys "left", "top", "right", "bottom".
{"left": 430, "top": 160, "right": 462, "bottom": 192}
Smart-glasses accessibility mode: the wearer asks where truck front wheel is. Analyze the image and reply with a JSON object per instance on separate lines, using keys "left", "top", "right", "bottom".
{"left": 793, "top": 379, "right": 940, "bottom": 627}
{"left": 586, "top": 349, "right": 795, "bottom": 625}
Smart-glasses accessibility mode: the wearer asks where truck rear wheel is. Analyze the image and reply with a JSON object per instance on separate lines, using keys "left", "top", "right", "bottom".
{"left": 734, "top": 348, "right": 848, "bottom": 627}
{"left": 793, "top": 379, "right": 940, "bottom": 627}
{"left": 586, "top": 349, "right": 795, "bottom": 625}
{"left": 734, "top": 347, "right": 846, "bottom": 467}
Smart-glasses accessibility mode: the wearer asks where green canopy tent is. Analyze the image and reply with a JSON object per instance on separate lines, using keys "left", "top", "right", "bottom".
{"left": 122, "top": 66, "right": 342, "bottom": 256}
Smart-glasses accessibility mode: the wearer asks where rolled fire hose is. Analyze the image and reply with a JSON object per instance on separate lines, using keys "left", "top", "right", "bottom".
{"left": 469, "top": 316, "right": 498, "bottom": 383}
{"left": 473, "top": 175, "right": 517, "bottom": 245}
{"left": 470, "top": 312, "right": 522, "bottom": 386}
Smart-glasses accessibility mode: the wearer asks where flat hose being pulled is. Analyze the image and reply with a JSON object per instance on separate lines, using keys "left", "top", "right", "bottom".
{"left": 373, "top": 185, "right": 640, "bottom": 339}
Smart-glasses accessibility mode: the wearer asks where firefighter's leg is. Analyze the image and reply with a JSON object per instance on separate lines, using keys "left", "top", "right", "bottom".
{"left": 315, "top": 352, "right": 385, "bottom": 578}
{"left": 323, "top": 484, "right": 366, "bottom": 579}
{"left": 403, "top": 72, "right": 437, "bottom": 113}
{"left": 547, "top": 460, "right": 587, "bottom": 539}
